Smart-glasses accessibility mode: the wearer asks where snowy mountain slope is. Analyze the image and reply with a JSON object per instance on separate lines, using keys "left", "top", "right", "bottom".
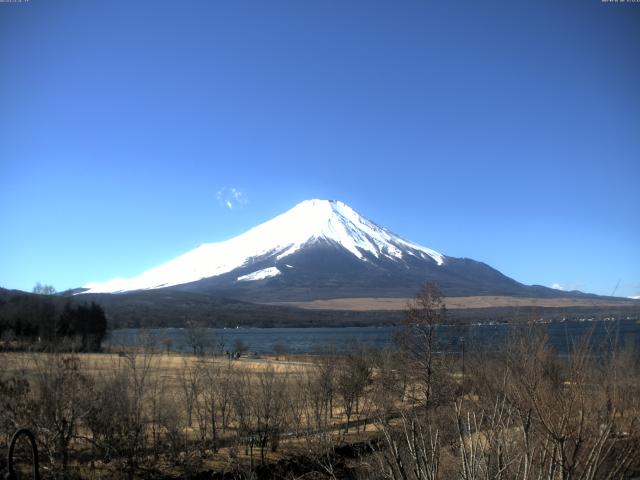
{"left": 82, "top": 199, "right": 445, "bottom": 294}
{"left": 80, "top": 199, "right": 593, "bottom": 301}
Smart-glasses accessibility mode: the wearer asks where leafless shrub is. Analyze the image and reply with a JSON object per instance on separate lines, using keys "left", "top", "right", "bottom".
{"left": 0, "top": 365, "right": 31, "bottom": 451}
{"left": 30, "top": 353, "right": 92, "bottom": 476}
{"left": 94, "top": 351, "right": 155, "bottom": 479}
{"left": 372, "top": 410, "right": 440, "bottom": 480}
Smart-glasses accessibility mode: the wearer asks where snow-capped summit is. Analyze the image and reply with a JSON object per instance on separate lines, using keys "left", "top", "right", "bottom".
{"left": 82, "top": 199, "right": 445, "bottom": 294}
{"left": 80, "top": 199, "right": 591, "bottom": 302}
{"left": 258, "top": 199, "right": 444, "bottom": 264}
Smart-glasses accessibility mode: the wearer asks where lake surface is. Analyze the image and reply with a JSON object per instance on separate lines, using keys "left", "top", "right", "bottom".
{"left": 106, "top": 318, "right": 640, "bottom": 355}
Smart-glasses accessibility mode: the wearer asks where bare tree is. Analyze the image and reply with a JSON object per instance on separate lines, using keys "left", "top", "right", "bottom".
{"left": 183, "top": 321, "right": 211, "bottom": 355}
{"left": 30, "top": 354, "right": 92, "bottom": 474}
{"left": 233, "top": 338, "right": 249, "bottom": 357}
{"left": 336, "top": 345, "right": 372, "bottom": 433}
{"left": 32, "top": 282, "right": 56, "bottom": 295}
{"left": 178, "top": 358, "right": 201, "bottom": 428}
{"left": 273, "top": 341, "right": 288, "bottom": 360}
{"left": 160, "top": 336, "right": 173, "bottom": 355}
{"left": 398, "top": 282, "right": 446, "bottom": 410}
{"left": 230, "top": 365, "right": 289, "bottom": 466}
{"left": 231, "top": 370, "right": 257, "bottom": 468}
{"left": 315, "top": 349, "right": 337, "bottom": 422}
{"left": 102, "top": 351, "right": 155, "bottom": 479}
{"left": 196, "top": 358, "right": 234, "bottom": 453}
{"left": 298, "top": 367, "right": 341, "bottom": 479}
{"left": 254, "top": 365, "right": 288, "bottom": 462}
{"left": 371, "top": 348, "right": 407, "bottom": 423}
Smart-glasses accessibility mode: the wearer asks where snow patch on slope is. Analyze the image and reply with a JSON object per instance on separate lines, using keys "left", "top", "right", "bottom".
{"left": 237, "top": 267, "right": 281, "bottom": 282}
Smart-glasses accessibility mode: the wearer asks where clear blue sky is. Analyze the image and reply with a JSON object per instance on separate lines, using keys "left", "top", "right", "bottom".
{"left": 1, "top": 0, "right": 638, "bottom": 298}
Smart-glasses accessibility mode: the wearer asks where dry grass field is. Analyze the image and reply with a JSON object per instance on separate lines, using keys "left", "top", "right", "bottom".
{"left": 269, "top": 295, "right": 640, "bottom": 311}
{"left": 1, "top": 351, "right": 316, "bottom": 383}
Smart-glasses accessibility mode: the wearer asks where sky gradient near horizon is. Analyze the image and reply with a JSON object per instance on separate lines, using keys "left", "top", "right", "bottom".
{"left": 1, "top": 0, "right": 639, "bottom": 298}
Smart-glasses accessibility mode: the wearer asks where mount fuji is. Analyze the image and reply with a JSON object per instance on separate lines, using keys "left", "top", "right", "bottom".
{"left": 80, "top": 199, "right": 582, "bottom": 302}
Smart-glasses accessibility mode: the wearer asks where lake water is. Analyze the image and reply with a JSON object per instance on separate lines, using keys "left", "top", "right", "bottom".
{"left": 105, "top": 318, "right": 640, "bottom": 355}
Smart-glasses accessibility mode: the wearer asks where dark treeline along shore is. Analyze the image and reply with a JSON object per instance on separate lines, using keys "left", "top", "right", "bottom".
{"left": 73, "top": 288, "right": 640, "bottom": 329}
{"left": 0, "top": 288, "right": 108, "bottom": 351}
{"left": 2, "top": 286, "right": 638, "bottom": 333}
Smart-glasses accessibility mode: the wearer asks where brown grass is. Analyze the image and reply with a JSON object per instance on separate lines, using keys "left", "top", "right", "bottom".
{"left": 1, "top": 351, "right": 315, "bottom": 378}
{"left": 267, "top": 295, "right": 638, "bottom": 311}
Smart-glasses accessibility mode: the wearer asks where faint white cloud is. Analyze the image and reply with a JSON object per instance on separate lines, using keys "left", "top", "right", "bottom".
{"left": 629, "top": 295, "right": 640, "bottom": 300}
{"left": 217, "top": 187, "right": 248, "bottom": 210}
{"left": 551, "top": 283, "right": 566, "bottom": 291}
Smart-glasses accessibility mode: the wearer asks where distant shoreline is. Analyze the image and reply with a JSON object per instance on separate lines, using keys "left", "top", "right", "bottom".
{"left": 105, "top": 318, "right": 640, "bottom": 355}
